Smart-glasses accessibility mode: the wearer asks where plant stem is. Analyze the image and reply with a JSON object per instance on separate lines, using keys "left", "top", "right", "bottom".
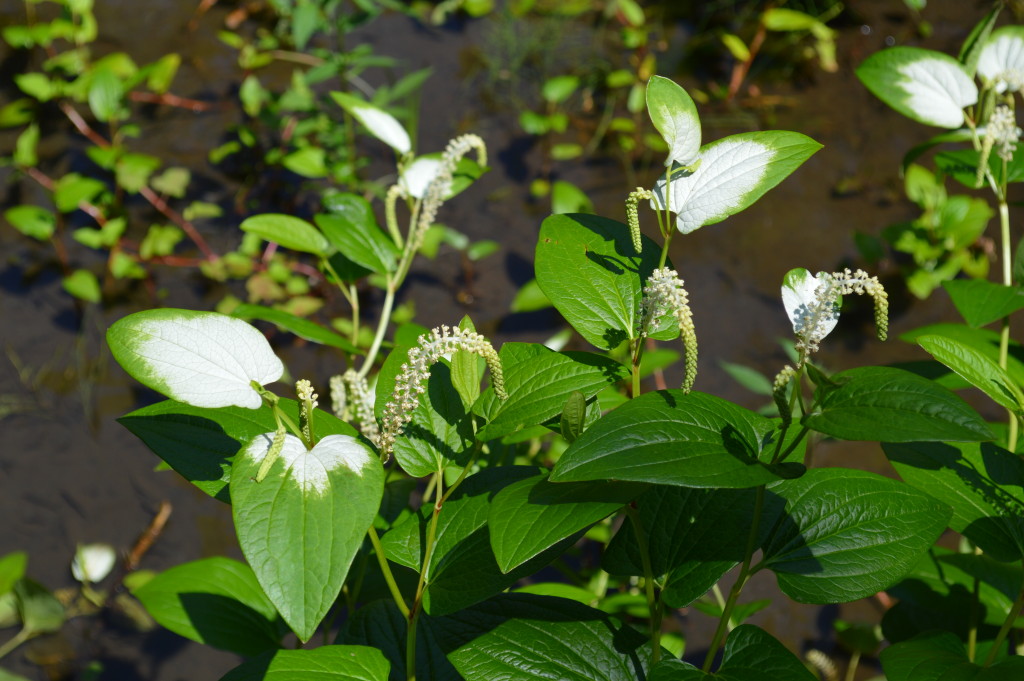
{"left": 702, "top": 485, "right": 765, "bottom": 672}
{"left": 983, "top": 577, "right": 1024, "bottom": 667}
{"left": 358, "top": 282, "right": 396, "bottom": 379}
{"left": 625, "top": 504, "right": 661, "bottom": 664}
{"left": 844, "top": 651, "right": 861, "bottom": 681}
{"left": 0, "top": 629, "right": 29, "bottom": 660}
{"left": 997, "top": 199, "right": 1019, "bottom": 451}
{"left": 367, "top": 526, "right": 409, "bottom": 618}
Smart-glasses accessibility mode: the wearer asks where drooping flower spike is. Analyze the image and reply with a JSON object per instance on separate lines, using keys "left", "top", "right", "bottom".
{"left": 640, "top": 267, "right": 698, "bottom": 392}
{"left": 782, "top": 267, "right": 888, "bottom": 363}
{"left": 378, "top": 325, "right": 505, "bottom": 461}
{"left": 330, "top": 369, "right": 380, "bottom": 445}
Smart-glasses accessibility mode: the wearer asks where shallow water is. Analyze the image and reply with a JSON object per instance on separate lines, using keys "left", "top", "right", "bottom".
{"left": 0, "top": 1, "right": 1009, "bottom": 679}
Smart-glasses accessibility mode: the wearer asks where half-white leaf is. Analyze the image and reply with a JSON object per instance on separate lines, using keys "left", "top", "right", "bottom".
{"left": 331, "top": 91, "right": 411, "bottom": 154}
{"left": 107, "top": 309, "right": 283, "bottom": 409}
{"left": 977, "top": 26, "right": 1024, "bottom": 93}
{"left": 856, "top": 46, "right": 977, "bottom": 128}
{"left": 646, "top": 75, "right": 701, "bottom": 167}
{"left": 650, "top": 131, "right": 821, "bottom": 234}
{"left": 400, "top": 156, "right": 441, "bottom": 199}
{"left": 781, "top": 268, "right": 839, "bottom": 343}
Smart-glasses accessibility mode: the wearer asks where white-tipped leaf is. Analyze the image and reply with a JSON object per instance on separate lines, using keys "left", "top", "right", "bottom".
{"left": 107, "top": 309, "right": 283, "bottom": 409}
{"left": 977, "top": 26, "right": 1024, "bottom": 93}
{"left": 331, "top": 91, "right": 411, "bottom": 153}
{"left": 857, "top": 46, "right": 977, "bottom": 128}
{"left": 400, "top": 156, "right": 442, "bottom": 199}
{"left": 781, "top": 268, "right": 839, "bottom": 342}
{"left": 650, "top": 131, "right": 822, "bottom": 234}
{"left": 646, "top": 75, "right": 701, "bottom": 167}
{"left": 231, "top": 433, "right": 384, "bottom": 642}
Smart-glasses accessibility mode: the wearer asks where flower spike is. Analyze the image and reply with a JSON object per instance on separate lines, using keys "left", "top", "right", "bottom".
{"left": 626, "top": 188, "right": 653, "bottom": 254}
{"left": 378, "top": 325, "right": 504, "bottom": 461}
{"left": 640, "top": 268, "right": 698, "bottom": 392}
{"left": 330, "top": 369, "right": 380, "bottom": 446}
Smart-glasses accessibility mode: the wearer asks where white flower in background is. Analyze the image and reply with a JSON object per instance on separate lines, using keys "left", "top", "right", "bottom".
{"left": 71, "top": 543, "right": 117, "bottom": 583}
{"left": 978, "top": 26, "right": 1024, "bottom": 93}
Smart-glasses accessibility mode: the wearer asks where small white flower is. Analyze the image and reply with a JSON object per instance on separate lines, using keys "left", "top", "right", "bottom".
{"left": 71, "top": 543, "right": 117, "bottom": 583}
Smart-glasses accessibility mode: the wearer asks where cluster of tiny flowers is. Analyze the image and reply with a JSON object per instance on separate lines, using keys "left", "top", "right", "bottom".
{"left": 411, "top": 134, "right": 487, "bottom": 251}
{"left": 625, "top": 188, "right": 653, "bottom": 253}
{"left": 987, "top": 105, "right": 1020, "bottom": 162}
{"left": 796, "top": 269, "right": 888, "bottom": 357}
{"left": 641, "top": 268, "right": 698, "bottom": 392}
{"left": 804, "top": 650, "right": 839, "bottom": 681}
{"left": 772, "top": 365, "right": 797, "bottom": 426}
{"left": 330, "top": 370, "right": 380, "bottom": 445}
{"left": 378, "top": 325, "right": 505, "bottom": 460}
{"left": 296, "top": 379, "right": 318, "bottom": 442}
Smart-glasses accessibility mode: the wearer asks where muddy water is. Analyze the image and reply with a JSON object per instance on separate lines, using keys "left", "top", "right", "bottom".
{"left": 0, "top": 1, "right": 1004, "bottom": 679}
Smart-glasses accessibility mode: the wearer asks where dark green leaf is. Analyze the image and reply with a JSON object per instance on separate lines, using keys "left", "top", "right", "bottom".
{"left": 958, "top": 3, "right": 1001, "bottom": 76}
{"left": 316, "top": 194, "right": 398, "bottom": 275}
{"left": 551, "top": 390, "right": 802, "bottom": 488}
{"left": 603, "top": 486, "right": 783, "bottom": 608}
{"left": 535, "top": 213, "right": 663, "bottom": 350}
{"left": 884, "top": 441, "right": 1024, "bottom": 561}
{"left": 219, "top": 645, "right": 390, "bottom": 681}
{"left": 432, "top": 593, "right": 654, "bottom": 681}
{"left": 804, "top": 366, "right": 994, "bottom": 442}
{"left": 133, "top": 557, "right": 285, "bottom": 656}
{"left": 489, "top": 471, "right": 642, "bottom": 573}
{"left": 880, "top": 630, "right": 1024, "bottom": 681}
{"left": 381, "top": 467, "right": 573, "bottom": 616}
{"left": 119, "top": 399, "right": 357, "bottom": 502}
{"left": 559, "top": 390, "right": 587, "bottom": 443}
{"left": 917, "top": 334, "right": 1024, "bottom": 412}
{"left": 943, "top": 279, "right": 1024, "bottom": 329}
{"left": 762, "top": 468, "right": 952, "bottom": 603}
{"left": 474, "top": 343, "right": 627, "bottom": 442}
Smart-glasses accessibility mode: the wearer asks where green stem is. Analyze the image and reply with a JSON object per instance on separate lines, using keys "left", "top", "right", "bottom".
{"left": 997, "top": 199, "right": 1018, "bottom": 452}
{"left": 631, "top": 339, "right": 643, "bottom": 398}
{"left": 658, "top": 229, "right": 673, "bottom": 269}
{"left": 969, "top": 569, "right": 981, "bottom": 662}
{"left": 983, "top": 577, "right": 1024, "bottom": 667}
{"left": 625, "top": 504, "right": 662, "bottom": 664}
{"left": 0, "top": 629, "right": 30, "bottom": 660}
{"left": 844, "top": 651, "right": 861, "bottom": 681}
{"left": 367, "top": 526, "right": 410, "bottom": 618}
{"left": 702, "top": 486, "right": 765, "bottom": 672}
{"left": 358, "top": 281, "right": 396, "bottom": 380}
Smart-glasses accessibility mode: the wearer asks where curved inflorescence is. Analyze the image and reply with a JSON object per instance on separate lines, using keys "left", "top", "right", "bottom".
{"left": 378, "top": 325, "right": 505, "bottom": 460}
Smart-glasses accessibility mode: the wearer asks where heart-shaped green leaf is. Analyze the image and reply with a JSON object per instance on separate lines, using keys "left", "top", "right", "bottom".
{"left": 942, "top": 279, "right": 1024, "bottom": 328}
{"left": 884, "top": 440, "right": 1024, "bottom": 562}
{"left": 231, "top": 433, "right": 384, "bottom": 641}
{"left": 803, "top": 366, "right": 994, "bottom": 442}
{"left": 551, "top": 390, "right": 802, "bottom": 488}
{"left": 761, "top": 468, "right": 952, "bottom": 603}
{"left": 534, "top": 213, "right": 666, "bottom": 350}
{"left": 489, "top": 471, "right": 642, "bottom": 573}
{"left": 219, "top": 645, "right": 391, "bottom": 681}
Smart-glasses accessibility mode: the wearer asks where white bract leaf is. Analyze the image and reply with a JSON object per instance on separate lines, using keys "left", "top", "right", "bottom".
{"left": 978, "top": 26, "right": 1024, "bottom": 93}
{"left": 646, "top": 75, "right": 701, "bottom": 167}
{"left": 781, "top": 268, "right": 839, "bottom": 344}
{"left": 71, "top": 543, "right": 117, "bottom": 583}
{"left": 896, "top": 56, "right": 978, "bottom": 127}
{"left": 244, "top": 433, "right": 376, "bottom": 495}
{"left": 107, "top": 309, "right": 284, "bottom": 409}
{"left": 649, "top": 131, "right": 822, "bottom": 234}
{"left": 331, "top": 91, "right": 411, "bottom": 154}
{"left": 400, "top": 156, "right": 442, "bottom": 199}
